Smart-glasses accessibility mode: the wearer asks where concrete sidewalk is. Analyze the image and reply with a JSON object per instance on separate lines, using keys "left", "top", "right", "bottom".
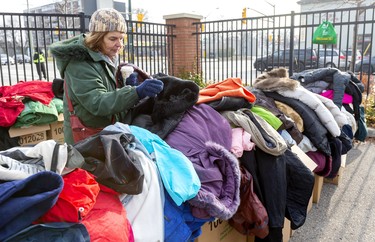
{"left": 289, "top": 138, "right": 375, "bottom": 242}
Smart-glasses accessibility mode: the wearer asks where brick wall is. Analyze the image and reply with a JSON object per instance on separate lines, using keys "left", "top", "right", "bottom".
{"left": 164, "top": 13, "right": 202, "bottom": 77}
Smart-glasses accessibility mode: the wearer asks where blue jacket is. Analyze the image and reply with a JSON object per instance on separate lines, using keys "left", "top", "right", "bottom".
{"left": 0, "top": 171, "right": 63, "bottom": 241}
{"left": 164, "top": 188, "right": 212, "bottom": 242}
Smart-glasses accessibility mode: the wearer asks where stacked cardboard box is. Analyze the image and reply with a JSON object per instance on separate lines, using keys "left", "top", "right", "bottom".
{"left": 324, "top": 155, "right": 347, "bottom": 185}
{"left": 47, "top": 113, "right": 64, "bottom": 144}
{"left": 8, "top": 124, "right": 50, "bottom": 146}
{"left": 195, "top": 219, "right": 251, "bottom": 242}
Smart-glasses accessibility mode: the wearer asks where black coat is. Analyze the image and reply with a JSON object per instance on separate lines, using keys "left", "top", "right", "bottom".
{"left": 241, "top": 147, "right": 314, "bottom": 241}
{"left": 264, "top": 91, "right": 331, "bottom": 156}
{"left": 128, "top": 74, "right": 200, "bottom": 139}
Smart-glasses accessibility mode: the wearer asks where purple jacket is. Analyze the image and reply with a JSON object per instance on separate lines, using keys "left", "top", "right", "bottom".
{"left": 165, "top": 104, "right": 241, "bottom": 220}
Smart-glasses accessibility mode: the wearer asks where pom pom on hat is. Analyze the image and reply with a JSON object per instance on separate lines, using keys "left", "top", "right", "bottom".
{"left": 89, "top": 8, "right": 126, "bottom": 33}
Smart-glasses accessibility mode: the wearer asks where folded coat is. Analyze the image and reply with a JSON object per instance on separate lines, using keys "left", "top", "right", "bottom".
{"left": 165, "top": 104, "right": 241, "bottom": 220}
{"left": 221, "top": 109, "right": 288, "bottom": 156}
{"left": 0, "top": 171, "right": 63, "bottom": 241}
{"left": 198, "top": 77, "right": 256, "bottom": 104}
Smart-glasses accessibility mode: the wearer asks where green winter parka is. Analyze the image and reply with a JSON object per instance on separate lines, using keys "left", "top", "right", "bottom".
{"left": 49, "top": 34, "right": 139, "bottom": 144}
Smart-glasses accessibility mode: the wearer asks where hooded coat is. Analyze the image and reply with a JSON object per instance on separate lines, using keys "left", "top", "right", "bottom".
{"left": 265, "top": 91, "right": 332, "bottom": 156}
{"left": 49, "top": 34, "right": 140, "bottom": 144}
{"left": 253, "top": 69, "right": 340, "bottom": 138}
{"left": 290, "top": 67, "right": 350, "bottom": 108}
{"left": 165, "top": 104, "right": 241, "bottom": 220}
{"left": 249, "top": 88, "right": 304, "bottom": 144}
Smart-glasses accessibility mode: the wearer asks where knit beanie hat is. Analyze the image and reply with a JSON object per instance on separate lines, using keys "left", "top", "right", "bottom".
{"left": 89, "top": 8, "right": 126, "bottom": 33}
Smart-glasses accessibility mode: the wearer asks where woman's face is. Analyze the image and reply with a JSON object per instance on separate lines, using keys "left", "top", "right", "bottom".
{"left": 100, "top": 31, "right": 125, "bottom": 59}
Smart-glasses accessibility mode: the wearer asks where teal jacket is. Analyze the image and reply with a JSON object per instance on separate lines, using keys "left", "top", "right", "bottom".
{"left": 49, "top": 34, "right": 139, "bottom": 144}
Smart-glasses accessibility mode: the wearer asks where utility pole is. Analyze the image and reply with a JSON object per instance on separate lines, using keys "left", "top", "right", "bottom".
{"left": 264, "top": 0, "right": 276, "bottom": 57}
{"left": 128, "top": 0, "right": 132, "bottom": 21}
{"left": 27, "top": 0, "right": 34, "bottom": 57}
{"left": 263, "top": 0, "right": 275, "bottom": 17}
{"left": 350, "top": 0, "right": 362, "bottom": 72}
{"left": 128, "top": 0, "right": 134, "bottom": 63}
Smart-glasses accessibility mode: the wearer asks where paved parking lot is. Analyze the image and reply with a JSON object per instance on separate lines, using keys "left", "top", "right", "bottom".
{"left": 290, "top": 138, "right": 375, "bottom": 242}
{"left": 0, "top": 62, "right": 60, "bottom": 85}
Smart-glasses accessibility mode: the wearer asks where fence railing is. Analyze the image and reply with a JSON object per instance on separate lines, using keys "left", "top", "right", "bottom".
{"left": 1, "top": 5, "right": 375, "bottom": 87}
{"left": 0, "top": 11, "right": 175, "bottom": 86}
{"left": 194, "top": 5, "right": 375, "bottom": 86}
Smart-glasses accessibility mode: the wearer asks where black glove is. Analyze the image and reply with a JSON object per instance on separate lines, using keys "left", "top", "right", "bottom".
{"left": 136, "top": 79, "right": 164, "bottom": 99}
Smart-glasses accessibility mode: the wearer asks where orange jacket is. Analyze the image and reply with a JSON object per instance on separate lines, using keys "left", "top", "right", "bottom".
{"left": 197, "top": 78, "right": 256, "bottom": 104}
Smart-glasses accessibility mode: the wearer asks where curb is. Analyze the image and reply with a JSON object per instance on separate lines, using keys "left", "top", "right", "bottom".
{"left": 367, "top": 128, "right": 375, "bottom": 138}
{"left": 367, "top": 127, "right": 375, "bottom": 138}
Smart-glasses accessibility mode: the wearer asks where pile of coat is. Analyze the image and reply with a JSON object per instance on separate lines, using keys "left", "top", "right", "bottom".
{"left": 0, "top": 68, "right": 362, "bottom": 242}
{"left": 0, "top": 81, "right": 63, "bottom": 150}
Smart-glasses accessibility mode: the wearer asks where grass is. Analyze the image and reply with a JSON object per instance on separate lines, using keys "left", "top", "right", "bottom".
{"left": 364, "top": 94, "right": 375, "bottom": 129}
{"left": 361, "top": 74, "right": 375, "bottom": 129}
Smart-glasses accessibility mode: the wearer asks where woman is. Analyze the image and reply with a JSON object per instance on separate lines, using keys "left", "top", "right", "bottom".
{"left": 50, "top": 8, "right": 163, "bottom": 144}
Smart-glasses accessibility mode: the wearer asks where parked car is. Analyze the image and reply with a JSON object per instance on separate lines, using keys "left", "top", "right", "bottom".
{"left": 13, "top": 54, "right": 31, "bottom": 64}
{"left": 354, "top": 55, "right": 375, "bottom": 74}
{"left": 0, "top": 54, "right": 15, "bottom": 65}
{"left": 317, "top": 48, "right": 349, "bottom": 70}
{"left": 253, "top": 48, "right": 318, "bottom": 72}
{"left": 344, "top": 49, "right": 362, "bottom": 62}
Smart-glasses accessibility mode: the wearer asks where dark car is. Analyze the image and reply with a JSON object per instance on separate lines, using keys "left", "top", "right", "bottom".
{"left": 354, "top": 55, "right": 375, "bottom": 74}
{"left": 13, "top": 54, "right": 31, "bottom": 64}
{"left": 253, "top": 48, "right": 318, "bottom": 72}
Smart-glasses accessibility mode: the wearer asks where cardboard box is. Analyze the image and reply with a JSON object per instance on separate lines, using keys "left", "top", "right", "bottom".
{"left": 307, "top": 194, "right": 313, "bottom": 212}
{"left": 47, "top": 115, "right": 64, "bottom": 144}
{"left": 291, "top": 145, "right": 317, "bottom": 171}
{"left": 283, "top": 218, "right": 291, "bottom": 242}
{"left": 195, "top": 219, "right": 249, "bottom": 242}
{"left": 9, "top": 124, "right": 50, "bottom": 146}
{"left": 340, "top": 154, "right": 347, "bottom": 168}
{"left": 312, "top": 174, "right": 324, "bottom": 203}
{"left": 324, "top": 167, "right": 344, "bottom": 185}
{"left": 17, "top": 131, "right": 47, "bottom": 146}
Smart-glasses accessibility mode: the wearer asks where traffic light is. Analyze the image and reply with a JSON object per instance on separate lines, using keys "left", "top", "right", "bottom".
{"left": 137, "top": 13, "right": 144, "bottom": 22}
{"left": 137, "top": 13, "right": 144, "bottom": 28}
{"left": 242, "top": 8, "right": 247, "bottom": 24}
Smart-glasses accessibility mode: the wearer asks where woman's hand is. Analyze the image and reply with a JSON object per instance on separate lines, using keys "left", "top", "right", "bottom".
{"left": 136, "top": 79, "right": 164, "bottom": 99}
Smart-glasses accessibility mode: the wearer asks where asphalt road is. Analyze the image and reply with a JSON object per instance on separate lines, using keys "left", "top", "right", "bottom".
{"left": 289, "top": 138, "right": 375, "bottom": 242}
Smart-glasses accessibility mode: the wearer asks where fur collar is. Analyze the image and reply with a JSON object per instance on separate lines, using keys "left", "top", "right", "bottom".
{"left": 253, "top": 68, "right": 299, "bottom": 92}
{"left": 50, "top": 34, "right": 92, "bottom": 62}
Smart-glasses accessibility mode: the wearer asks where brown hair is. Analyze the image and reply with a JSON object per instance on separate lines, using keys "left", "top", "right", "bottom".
{"left": 84, "top": 32, "right": 107, "bottom": 52}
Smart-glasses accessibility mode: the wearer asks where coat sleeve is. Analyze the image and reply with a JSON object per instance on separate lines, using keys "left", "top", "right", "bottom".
{"left": 64, "top": 60, "right": 140, "bottom": 126}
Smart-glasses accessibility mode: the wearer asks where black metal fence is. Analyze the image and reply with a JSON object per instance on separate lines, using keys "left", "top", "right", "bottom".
{"left": 195, "top": 5, "right": 375, "bottom": 86}
{"left": 1, "top": 5, "right": 375, "bottom": 87}
{"left": 0, "top": 11, "right": 175, "bottom": 86}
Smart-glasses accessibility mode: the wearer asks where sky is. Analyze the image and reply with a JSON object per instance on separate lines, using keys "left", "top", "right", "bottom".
{"left": 3, "top": 0, "right": 301, "bottom": 23}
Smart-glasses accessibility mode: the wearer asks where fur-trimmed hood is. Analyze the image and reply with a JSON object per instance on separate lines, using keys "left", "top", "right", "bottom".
{"left": 188, "top": 140, "right": 241, "bottom": 220}
{"left": 49, "top": 34, "right": 105, "bottom": 78}
{"left": 49, "top": 34, "right": 91, "bottom": 61}
{"left": 253, "top": 68, "right": 299, "bottom": 92}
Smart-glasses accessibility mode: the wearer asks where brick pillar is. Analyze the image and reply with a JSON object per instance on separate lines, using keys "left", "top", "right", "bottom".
{"left": 163, "top": 13, "right": 202, "bottom": 77}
